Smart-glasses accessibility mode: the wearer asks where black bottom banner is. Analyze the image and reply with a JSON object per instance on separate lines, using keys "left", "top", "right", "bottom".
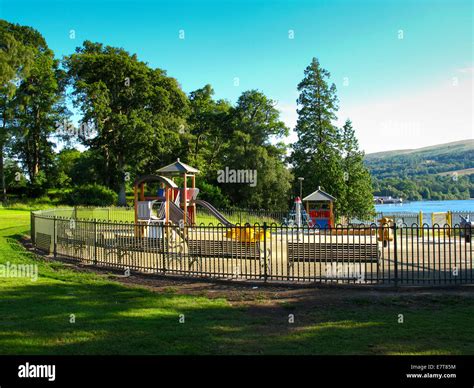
{"left": 0, "top": 355, "right": 472, "bottom": 387}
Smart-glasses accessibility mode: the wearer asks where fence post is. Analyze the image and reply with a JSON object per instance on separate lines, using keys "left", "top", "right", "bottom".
{"left": 263, "top": 222, "right": 268, "bottom": 282}
{"left": 447, "top": 211, "right": 452, "bottom": 237}
{"left": 393, "top": 223, "right": 398, "bottom": 286}
{"left": 94, "top": 219, "right": 98, "bottom": 265}
{"left": 53, "top": 216, "right": 57, "bottom": 258}
{"left": 31, "top": 212, "right": 35, "bottom": 246}
{"left": 163, "top": 223, "right": 168, "bottom": 274}
{"left": 418, "top": 210, "right": 423, "bottom": 237}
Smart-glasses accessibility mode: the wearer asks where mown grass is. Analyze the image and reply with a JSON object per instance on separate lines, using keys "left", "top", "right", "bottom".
{"left": 74, "top": 206, "right": 280, "bottom": 225}
{"left": 2, "top": 199, "right": 280, "bottom": 225}
{"left": 0, "top": 208, "right": 473, "bottom": 355}
{"left": 195, "top": 212, "right": 280, "bottom": 226}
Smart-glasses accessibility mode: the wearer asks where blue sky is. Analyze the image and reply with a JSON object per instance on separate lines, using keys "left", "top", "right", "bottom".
{"left": 1, "top": 0, "right": 472, "bottom": 152}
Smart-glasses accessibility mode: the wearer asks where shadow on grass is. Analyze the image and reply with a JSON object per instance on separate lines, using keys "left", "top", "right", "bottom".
{"left": 0, "top": 280, "right": 233, "bottom": 355}
{"left": 1, "top": 278, "right": 473, "bottom": 355}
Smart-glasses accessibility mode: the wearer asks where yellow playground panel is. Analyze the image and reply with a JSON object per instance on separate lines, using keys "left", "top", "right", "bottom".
{"left": 225, "top": 226, "right": 270, "bottom": 242}
{"left": 430, "top": 211, "right": 452, "bottom": 237}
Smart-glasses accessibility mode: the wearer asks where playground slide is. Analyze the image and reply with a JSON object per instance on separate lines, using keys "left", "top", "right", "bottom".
{"left": 168, "top": 201, "right": 192, "bottom": 225}
{"left": 194, "top": 200, "right": 234, "bottom": 226}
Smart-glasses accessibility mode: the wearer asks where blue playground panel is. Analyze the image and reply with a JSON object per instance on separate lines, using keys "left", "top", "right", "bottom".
{"left": 157, "top": 188, "right": 166, "bottom": 198}
{"left": 314, "top": 219, "right": 330, "bottom": 229}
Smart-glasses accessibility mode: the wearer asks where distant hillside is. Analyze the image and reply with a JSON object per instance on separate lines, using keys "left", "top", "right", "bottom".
{"left": 366, "top": 139, "right": 474, "bottom": 178}
{"left": 366, "top": 139, "right": 473, "bottom": 160}
{"left": 365, "top": 140, "right": 474, "bottom": 200}
{"left": 366, "top": 139, "right": 473, "bottom": 159}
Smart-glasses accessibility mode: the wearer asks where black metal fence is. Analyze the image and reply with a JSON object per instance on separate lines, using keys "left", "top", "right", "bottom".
{"left": 30, "top": 209, "right": 473, "bottom": 286}
{"left": 348, "top": 212, "right": 419, "bottom": 226}
{"left": 41, "top": 206, "right": 474, "bottom": 227}
{"left": 349, "top": 211, "right": 474, "bottom": 226}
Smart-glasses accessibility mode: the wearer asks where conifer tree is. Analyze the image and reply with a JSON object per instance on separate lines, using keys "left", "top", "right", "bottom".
{"left": 290, "top": 58, "right": 345, "bottom": 215}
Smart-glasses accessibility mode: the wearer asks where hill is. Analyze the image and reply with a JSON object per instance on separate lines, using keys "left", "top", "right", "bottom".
{"left": 366, "top": 139, "right": 473, "bottom": 161}
{"left": 365, "top": 140, "right": 474, "bottom": 200}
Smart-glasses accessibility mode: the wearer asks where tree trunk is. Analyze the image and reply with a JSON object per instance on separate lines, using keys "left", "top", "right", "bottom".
{"left": 1, "top": 108, "right": 8, "bottom": 204}
{"left": 0, "top": 144, "right": 7, "bottom": 204}
{"left": 118, "top": 181, "right": 127, "bottom": 207}
{"left": 26, "top": 108, "right": 40, "bottom": 184}
{"left": 104, "top": 146, "right": 110, "bottom": 187}
{"left": 117, "top": 153, "right": 127, "bottom": 206}
{"left": 32, "top": 109, "right": 40, "bottom": 182}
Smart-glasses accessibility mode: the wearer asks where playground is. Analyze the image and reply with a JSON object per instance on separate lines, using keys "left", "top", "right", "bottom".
{"left": 30, "top": 160, "right": 473, "bottom": 286}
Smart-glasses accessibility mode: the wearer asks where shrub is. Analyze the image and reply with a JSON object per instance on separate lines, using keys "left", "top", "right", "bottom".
{"left": 65, "top": 184, "right": 117, "bottom": 206}
{"left": 0, "top": 197, "right": 55, "bottom": 210}
{"left": 198, "top": 181, "right": 231, "bottom": 209}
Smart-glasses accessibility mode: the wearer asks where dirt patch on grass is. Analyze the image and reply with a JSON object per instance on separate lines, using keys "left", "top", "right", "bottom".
{"left": 21, "top": 236, "right": 474, "bottom": 312}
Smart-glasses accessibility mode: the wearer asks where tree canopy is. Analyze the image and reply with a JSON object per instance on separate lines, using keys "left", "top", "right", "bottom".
{"left": 64, "top": 41, "right": 189, "bottom": 204}
{"left": 2, "top": 21, "right": 384, "bottom": 219}
{"left": 0, "top": 20, "right": 62, "bottom": 199}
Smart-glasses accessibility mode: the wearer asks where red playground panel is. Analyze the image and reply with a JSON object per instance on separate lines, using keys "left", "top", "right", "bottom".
{"left": 309, "top": 209, "right": 332, "bottom": 228}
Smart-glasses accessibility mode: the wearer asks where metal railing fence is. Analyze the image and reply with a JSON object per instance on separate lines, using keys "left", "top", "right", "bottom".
{"left": 31, "top": 209, "right": 473, "bottom": 286}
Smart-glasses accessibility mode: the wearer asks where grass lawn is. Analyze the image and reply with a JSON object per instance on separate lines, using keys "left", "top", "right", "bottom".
{"left": 195, "top": 212, "right": 280, "bottom": 225}
{"left": 0, "top": 208, "right": 473, "bottom": 355}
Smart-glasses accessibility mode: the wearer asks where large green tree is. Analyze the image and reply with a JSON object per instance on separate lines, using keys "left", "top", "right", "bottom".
{"left": 186, "top": 84, "right": 232, "bottom": 177}
{"left": 11, "top": 47, "right": 67, "bottom": 193}
{"left": 64, "top": 41, "right": 189, "bottom": 205}
{"left": 290, "top": 58, "right": 346, "bottom": 215}
{"left": 220, "top": 90, "right": 292, "bottom": 210}
{"left": 0, "top": 20, "right": 38, "bottom": 202}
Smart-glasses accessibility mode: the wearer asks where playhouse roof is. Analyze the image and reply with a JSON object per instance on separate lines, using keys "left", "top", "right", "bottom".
{"left": 133, "top": 174, "right": 178, "bottom": 188}
{"left": 157, "top": 159, "right": 200, "bottom": 175}
{"left": 303, "top": 188, "right": 336, "bottom": 202}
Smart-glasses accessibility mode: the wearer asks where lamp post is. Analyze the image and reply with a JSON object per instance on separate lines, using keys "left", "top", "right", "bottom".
{"left": 298, "top": 177, "right": 304, "bottom": 199}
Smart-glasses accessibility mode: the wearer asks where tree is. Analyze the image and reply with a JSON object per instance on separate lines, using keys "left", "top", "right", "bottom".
{"left": 66, "top": 149, "right": 108, "bottom": 187}
{"left": 11, "top": 47, "right": 67, "bottom": 194}
{"left": 3, "top": 158, "right": 27, "bottom": 195}
{"left": 290, "top": 58, "right": 346, "bottom": 215}
{"left": 231, "top": 90, "right": 288, "bottom": 143}
{"left": 340, "top": 119, "right": 374, "bottom": 219}
{"left": 220, "top": 90, "right": 292, "bottom": 210}
{"left": 64, "top": 41, "right": 189, "bottom": 205}
{"left": 186, "top": 84, "right": 232, "bottom": 177}
{"left": 0, "top": 21, "right": 38, "bottom": 202}
{"left": 50, "top": 148, "right": 82, "bottom": 187}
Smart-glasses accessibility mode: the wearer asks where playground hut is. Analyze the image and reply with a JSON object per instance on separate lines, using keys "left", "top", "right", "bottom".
{"left": 157, "top": 159, "right": 200, "bottom": 225}
{"left": 156, "top": 158, "right": 200, "bottom": 176}
{"left": 132, "top": 174, "right": 176, "bottom": 233}
{"left": 302, "top": 187, "right": 336, "bottom": 228}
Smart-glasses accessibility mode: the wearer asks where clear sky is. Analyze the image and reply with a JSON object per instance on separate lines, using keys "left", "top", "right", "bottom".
{"left": 1, "top": 0, "right": 473, "bottom": 153}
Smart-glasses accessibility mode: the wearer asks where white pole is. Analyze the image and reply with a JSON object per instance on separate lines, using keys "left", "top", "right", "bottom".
{"left": 296, "top": 199, "right": 301, "bottom": 228}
